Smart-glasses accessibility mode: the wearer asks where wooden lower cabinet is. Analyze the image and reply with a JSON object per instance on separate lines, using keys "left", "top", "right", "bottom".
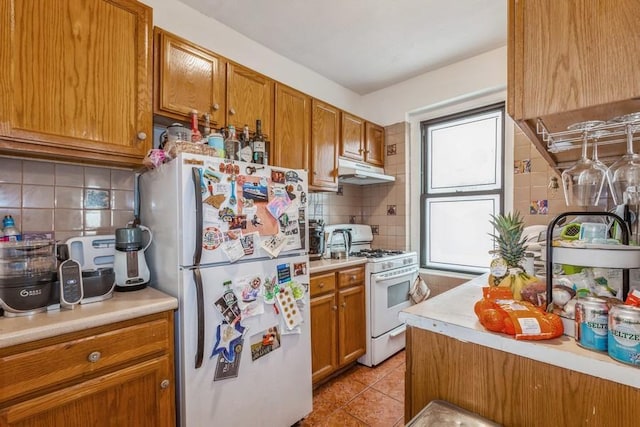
{"left": 310, "top": 290, "right": 338, "bottom": 382}
{"left": 0, "top": 312, "right": 175, "bottom": 427}
{"left": 310, "top": 266, "right": 366, "bottom": 385}
{"left": 405, "top": 326, "right": 640, "bottom": 426}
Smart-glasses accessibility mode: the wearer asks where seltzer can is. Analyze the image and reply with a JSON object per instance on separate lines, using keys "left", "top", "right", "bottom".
{"left": 575, "top": 296, "right": 609, "bottom": 352}
{"left": 608, "top": 304, "right": 640, "bottom": 366}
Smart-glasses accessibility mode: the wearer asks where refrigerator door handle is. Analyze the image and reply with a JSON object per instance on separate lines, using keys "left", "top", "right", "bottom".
{"left": 191, "top": 167, "right": 203, "bottom": 266}
{"left": 192, "top": 267, "right": 205, "bottom": 369}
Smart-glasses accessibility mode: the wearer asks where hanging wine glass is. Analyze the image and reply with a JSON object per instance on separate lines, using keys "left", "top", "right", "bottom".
{"left": 589, "top": 129, "right": 614, "bottom": 198}
{"left": 561, "top": 120, "right": 606, "bottom": 206}
{"left": 608, "top": 112, "right": 640, "bottom": 205}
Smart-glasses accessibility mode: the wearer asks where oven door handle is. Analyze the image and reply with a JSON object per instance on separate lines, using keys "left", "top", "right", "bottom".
{"left": 389, "top": 325, "right": 406, "bottom": 338}
{"left": 371, "top": 266, "right": 419, "bottom": 282}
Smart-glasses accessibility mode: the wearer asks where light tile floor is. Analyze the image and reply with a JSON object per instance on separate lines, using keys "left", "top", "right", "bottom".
{"left": 300, "top": 351, "right": 406, "bottom": 426}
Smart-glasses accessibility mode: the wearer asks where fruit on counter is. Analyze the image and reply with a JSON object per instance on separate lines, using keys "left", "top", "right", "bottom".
{"left": 489, "top": 211, "right": 526, "bottom": 269}
{"left": 497, "top": 270, "right": 538, "bottom": 301}
{"left": 488, "top": 211, "right": 539, "bottom": 300}
{"left": 474, "top": 289, "right": 563, "bottom": 340}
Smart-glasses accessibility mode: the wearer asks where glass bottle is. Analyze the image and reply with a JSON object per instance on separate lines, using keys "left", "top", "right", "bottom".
{"left": 238, "top": 124, "right": 253, "bottom": 162}
{"left": 190, "top": 109, "right": 202, "bottom": 143}
{"left": 252, "top": 119, "right": 265, "bottom": 164}
{"left": 224, "top": 125, "right": 239, "bottom": 161}
{"left": 202, "top": 113, "right": 211, "bottom": 139}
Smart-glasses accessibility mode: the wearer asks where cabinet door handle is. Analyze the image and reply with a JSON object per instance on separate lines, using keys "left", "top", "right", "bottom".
{"left": 358, "top": 148, "right": 363, "bottom": 153}
{"left": 137, "top": 131, "right": 147, "bottom": 141}
{"left": 212, "top": 103, "right": 220, "bottom": 111}
{"left": 160, "top": 379, "right": 170, "bottom": 389}
{"left": 229, "top": 107, "right": 236, "bottom": 115}
{"left": 319, "top": 282, "right": 324, "bottom": 288}
{"left": 350, "top": 275, "right": 356, "bottom": 281}
{"left": 341, "top": 302, "right": 347, "bottom": 308}
{"left": 87, "top": 351, "right": 102, "bottom": 363}
{"left": 332, "top": 305, "right": 337, "bottom": 311}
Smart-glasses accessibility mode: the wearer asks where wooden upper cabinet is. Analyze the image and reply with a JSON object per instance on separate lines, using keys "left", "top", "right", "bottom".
{"left": 273, "top": 83, "right": 310, "bottom": 170}
{"left": 154, "top": 28, "right": 226, "bottom": 127}
{"left": 508, "top": 0, "right": 640, "bottom": 169}
{"left": 0, "top": 0, "right": 153, "bottom": 168}
{"left": 340, "top": 112, "right": 365, "bottom": 162}
{"left": 310, "top": 99, "right": 339, "bottom": 191}
{"left": 226, "top": 62, "right": 274, "bottom": 138}
{"left": 364, "top": 122, "right": 384, "bottom": 166}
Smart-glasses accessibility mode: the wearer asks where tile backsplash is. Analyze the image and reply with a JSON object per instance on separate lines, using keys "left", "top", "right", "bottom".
{"left": 0, "top": 157, "right": 135, "bottom": 242}
{"left": 307, "top": 121, "right": 409, "bottom": 251}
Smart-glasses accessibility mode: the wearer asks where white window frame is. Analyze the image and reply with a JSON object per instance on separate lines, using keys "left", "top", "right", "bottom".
{"left": 420, "top": 103, "right": 505, "bottom": 273}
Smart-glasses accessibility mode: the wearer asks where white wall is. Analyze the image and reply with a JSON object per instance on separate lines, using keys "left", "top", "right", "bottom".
{"left": 360, "top": 46, "right": 507, "bottom": 126}
{"left": 141, "top": 0, "right": 362, "bottom": 115}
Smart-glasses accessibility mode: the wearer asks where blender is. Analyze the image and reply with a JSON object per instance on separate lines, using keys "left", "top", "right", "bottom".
{"left": 113, "top": 224, "right": 152, "bottom": 291}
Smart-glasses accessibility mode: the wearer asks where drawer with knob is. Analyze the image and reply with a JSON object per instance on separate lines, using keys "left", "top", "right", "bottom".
{"left": 0, "top": 314, "right": 171, "bottom": 404}
{"left": 310, "top": 272, "right": 336, "bottom": 297}
{"left": 338, "top": 267, "right": 365, "bottom": 288}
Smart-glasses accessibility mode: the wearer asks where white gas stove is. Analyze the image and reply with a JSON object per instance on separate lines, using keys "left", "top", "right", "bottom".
{"left": 324, "top": 224, "right": 419, "bottom": 366}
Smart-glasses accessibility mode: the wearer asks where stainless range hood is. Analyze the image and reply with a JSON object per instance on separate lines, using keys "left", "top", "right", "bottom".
{"left": 338, "top": 158, "right": 395, "bottom": 185}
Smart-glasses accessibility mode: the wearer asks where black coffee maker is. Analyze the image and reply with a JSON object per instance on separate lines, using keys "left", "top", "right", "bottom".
{"left": 308, "top": 220, "right": 325, "bottom": 261}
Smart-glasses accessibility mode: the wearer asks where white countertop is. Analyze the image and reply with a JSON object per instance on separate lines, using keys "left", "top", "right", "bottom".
{"left": 399, "top": 273, "right": 640, "bottom": 389}
{"left": 309, "top": 256, "right": 368, "bottom": 274}
{"left": 0, "top": 287, "right": 178, "bottom": 349}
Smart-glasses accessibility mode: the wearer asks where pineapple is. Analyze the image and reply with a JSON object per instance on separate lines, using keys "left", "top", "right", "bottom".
{"left": 489, "top": 211, "right": 526, "bottom": 268}
{"left": 488, "top": 211, "right": 536, "bottom": 298}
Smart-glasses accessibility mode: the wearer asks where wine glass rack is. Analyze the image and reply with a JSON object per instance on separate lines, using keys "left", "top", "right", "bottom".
{"left": 537, "top": 114, "right": 640, "bottom": 155}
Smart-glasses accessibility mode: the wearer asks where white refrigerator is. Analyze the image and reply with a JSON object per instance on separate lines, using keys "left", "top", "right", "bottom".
{"left": 139, "top": 152, "right": 312, "bottom": 427}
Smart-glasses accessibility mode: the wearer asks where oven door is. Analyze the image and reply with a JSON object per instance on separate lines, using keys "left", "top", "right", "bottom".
{"left": 370, "top": 265, "right": 419, "bottom": 337}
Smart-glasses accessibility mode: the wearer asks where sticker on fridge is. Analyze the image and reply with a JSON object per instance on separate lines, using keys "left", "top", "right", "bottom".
{"left": 293, "top": 262, "right": 307, "bottom": 277}
{"left": 213, "top": 287, "right": 242, "bottom": 324}
{"left": 213, "top": 338, "right": 243, "bottom": 381}
{"left": 261, "top": 232, "right": 288, "bottom": 258}
{"left": 250, "top": 325, "right": 281, "bottom": 361}
{"left": 211, "top": 321, "right": 245, "bottom": 363}
{"left": 276, "top": 284, "right": 303, "bottom": 330}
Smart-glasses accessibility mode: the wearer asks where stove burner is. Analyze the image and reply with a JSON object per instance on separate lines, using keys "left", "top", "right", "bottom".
{"left": 350, "top": 249, "right": 405, "bottom": 258}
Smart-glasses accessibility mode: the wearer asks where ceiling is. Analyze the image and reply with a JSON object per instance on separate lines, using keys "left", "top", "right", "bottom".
{"left": 179, "top": 0, "right": 507, "bottom": 95}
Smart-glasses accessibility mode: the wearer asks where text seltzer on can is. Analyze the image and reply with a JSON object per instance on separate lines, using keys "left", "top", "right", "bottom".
{"left": 608, "top": 304, "right": 640, "bottom": 366}
{"left": 575, "top": 296, "right": 609, "bottom": 352}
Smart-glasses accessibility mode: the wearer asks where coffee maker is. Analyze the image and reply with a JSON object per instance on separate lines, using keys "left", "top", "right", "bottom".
{"left": 114, "top": 224, "right": 152, "bottom": 291}
{"left": 309, "top": 220, "right": 325, "bottom": 261}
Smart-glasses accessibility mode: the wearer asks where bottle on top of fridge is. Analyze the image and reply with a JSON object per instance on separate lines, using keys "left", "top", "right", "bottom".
{"left": 252, "top": 119, "right": 266, "bottom": 164}
{"left": 238, "top": 124, "right": 253, "bottom": 162}
{"left": 202, "top": 113, "right": 211, "bottom": 139}
{"left": 224, "top": 125, "right": 239, "bottom": 161}
{"left": 2, "top": 215, "right": 21, "bottom": 242}
{"left": 190, "top": 110, "right": 202, "bottom": 143}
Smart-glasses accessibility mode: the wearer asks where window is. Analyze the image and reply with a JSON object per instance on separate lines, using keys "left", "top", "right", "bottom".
{"left": 420, "top": 103, "right": 504, "bottom": 273}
